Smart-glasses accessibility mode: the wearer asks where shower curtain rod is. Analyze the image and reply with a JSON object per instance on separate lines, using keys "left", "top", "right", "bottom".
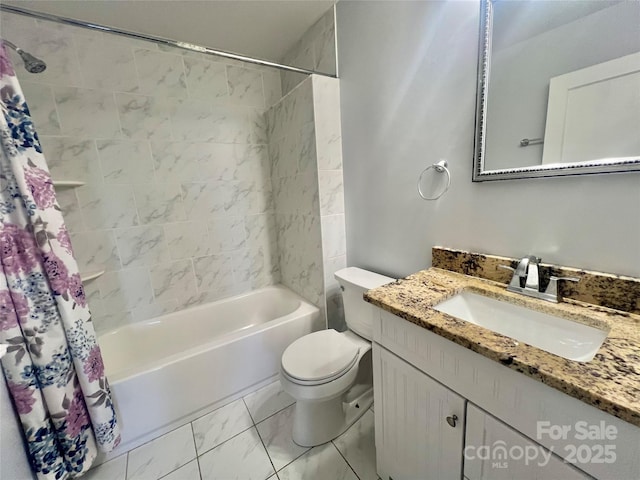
{"left": 0, "top": 4, "right": 337, "bottom": 78}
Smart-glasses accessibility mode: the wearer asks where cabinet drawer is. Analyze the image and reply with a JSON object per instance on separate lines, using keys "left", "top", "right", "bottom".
{"left": 465, "top": 403, "right": 590, "bottom": 480}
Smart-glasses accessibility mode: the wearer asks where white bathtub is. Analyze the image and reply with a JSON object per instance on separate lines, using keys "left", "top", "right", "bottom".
{"left": 98, "top": 285, "right": 320, "bottom": 453}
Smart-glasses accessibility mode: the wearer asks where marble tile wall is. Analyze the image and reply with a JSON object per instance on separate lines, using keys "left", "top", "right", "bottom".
{"left": 1, "top": 12, "right": 284, "bottom": 333}
{"left": 312, "top": 76, "right": 347, "bottom": 331}
{"left": 267, "top": 79, "right": 324, "bottom": 310}
{"left": 281, "top": 7, "right": 337, "bottom": 95}
{"left": 266, "top": 76, "right": 346, "bottom": 330}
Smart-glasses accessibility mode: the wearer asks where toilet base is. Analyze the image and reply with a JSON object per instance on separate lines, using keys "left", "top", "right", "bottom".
{"left": 291, "top": 386, "right": 374, "bottom": 447}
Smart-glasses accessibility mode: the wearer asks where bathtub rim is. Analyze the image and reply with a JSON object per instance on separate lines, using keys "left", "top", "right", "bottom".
{"left": 99, "top": 285, "right": 320, "bottom": 384}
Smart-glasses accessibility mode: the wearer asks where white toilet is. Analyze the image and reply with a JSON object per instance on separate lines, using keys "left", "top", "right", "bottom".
{"left": 280, "top": 267, "right": 394, "bottom": 447}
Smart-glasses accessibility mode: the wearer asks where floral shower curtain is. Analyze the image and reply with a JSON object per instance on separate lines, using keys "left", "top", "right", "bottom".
{"left": 0, "top": 46, "right": 120, "bottom": 478}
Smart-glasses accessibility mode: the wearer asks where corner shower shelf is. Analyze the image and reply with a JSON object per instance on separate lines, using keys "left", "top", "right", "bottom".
{"left": 80, "top": 270, "right": 105, "bottom": 283}
{"left": 52, "top": 180, "right": 85, "bottom": 188}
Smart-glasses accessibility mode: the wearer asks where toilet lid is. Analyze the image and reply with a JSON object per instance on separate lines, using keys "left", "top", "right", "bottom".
{"left": 281, "top": 330, "right": 360, "bottom": 383}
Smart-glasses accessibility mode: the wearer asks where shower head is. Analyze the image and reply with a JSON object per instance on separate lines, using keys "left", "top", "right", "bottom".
{"left": 17, "top": 49, "right": 47, "bottom": 73}
{"left": 1, "top": 39, "right": 47, "bottom": 73}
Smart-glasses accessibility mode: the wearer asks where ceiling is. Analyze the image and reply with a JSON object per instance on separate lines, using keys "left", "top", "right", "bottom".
{"left": 1, "top": 0, "right": 335, "bottom": 63}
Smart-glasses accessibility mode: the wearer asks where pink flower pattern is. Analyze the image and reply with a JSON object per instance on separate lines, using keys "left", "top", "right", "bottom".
{"left": 0, "top": 223, "right": 41, "bottom": 275}
{"left": 8, "top": 381, "right": 36, "bottom": 414}
{"left": 83, "top": 346, "right": 105, "bottom": 382}
{"left": 56, "top": 227, "right": 73, "bottom": 255}
{"left": 42, "top": 251, "right": 69, "bottom": 296}
{"left": 0, "top": 290, "right": 29, "bottom": 330}
{"left": 24, "top": 165, "right": 56, "bottom": 209}
{"left": 68, "top": 273, "right": 87, "bottom": 307}
{"left": 0, "top": 45, "right": 14, "bottom": 78}
{"left": 64, "top": 388, "right": 90, "bottom": 437}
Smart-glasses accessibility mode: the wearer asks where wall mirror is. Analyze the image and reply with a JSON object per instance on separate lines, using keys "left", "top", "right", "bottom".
{"left": 473, "top": 0, "right": 640, "bottom": 181}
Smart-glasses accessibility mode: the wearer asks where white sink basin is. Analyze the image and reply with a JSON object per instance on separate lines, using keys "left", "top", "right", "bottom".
{"left": 433, "top": 291, "right": 608, "bottom": 362}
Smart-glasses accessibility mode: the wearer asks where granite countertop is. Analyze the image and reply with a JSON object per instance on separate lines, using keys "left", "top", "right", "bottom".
{"left": 364, "top": 268, "right": 640, "bottom": 427}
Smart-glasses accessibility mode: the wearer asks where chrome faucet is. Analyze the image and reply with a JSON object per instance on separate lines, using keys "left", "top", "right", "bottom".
{"left": 499, "top": 256, "right": 579, "bottom": 303}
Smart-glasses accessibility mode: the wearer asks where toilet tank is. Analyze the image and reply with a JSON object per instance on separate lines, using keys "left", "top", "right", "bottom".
{"left": 334, "top": 267, "right": 395, "bottom": 340}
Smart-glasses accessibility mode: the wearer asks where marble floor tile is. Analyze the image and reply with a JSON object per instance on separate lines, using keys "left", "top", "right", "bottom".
{"left": 277, "top": 443, "right": 357, "bottom": 480}
{"left": 77, "top": 377, "right": 376, "bottom": 480}
{"left": 198, "top": 427, "right": 274, "bottom": 480}
{"left": 127, "top": 424, "right": 196, "bottom": 480}
{"left": 160, "top": 460, "right": 201, "bottom": 480}
{"left": 83, "top": 454, "right": 128, "bottom": 480}
{"left": 243, "top": 380, "right": 294, "bottom": 423}
{"left": 256, "top": 404, "right": 309, "bottom": 471}
{"left": 192, "top": 399, "right": 254, "bottom": 455}
{"left": 333, "top": 410, "right": 377, "bottom": 480}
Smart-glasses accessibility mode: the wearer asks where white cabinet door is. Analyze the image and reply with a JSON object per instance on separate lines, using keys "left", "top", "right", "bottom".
{"left": 374, "top": 345, "right": 466, "bottom": 480}
{"left": 465, "top": 404, "right": 591, "bottom": 480}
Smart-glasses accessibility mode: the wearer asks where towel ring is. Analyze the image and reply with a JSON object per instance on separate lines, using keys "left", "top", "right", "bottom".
{"left": 417, "top": 160, "right": 451, "bottom": 200}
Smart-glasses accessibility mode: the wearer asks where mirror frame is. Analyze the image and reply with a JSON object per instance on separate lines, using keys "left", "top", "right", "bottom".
{"left": 473, "top": 0, "right": 640, "bottom": 182}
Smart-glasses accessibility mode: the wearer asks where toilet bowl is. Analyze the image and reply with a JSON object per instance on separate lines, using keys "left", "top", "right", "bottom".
{"left": 280, "top": 267, "right": 394, "bottom": 447}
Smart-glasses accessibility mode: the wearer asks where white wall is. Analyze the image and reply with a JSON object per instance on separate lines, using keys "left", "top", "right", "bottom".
{"left": 336, "top": 1, "right": 640, "bottom": 279}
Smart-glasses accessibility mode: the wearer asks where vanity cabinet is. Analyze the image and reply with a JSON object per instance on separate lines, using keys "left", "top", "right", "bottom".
{"left": 374, "top": 346, "right": 465, "bottom": 480}
{"left": 372, "top": 308, "right": 640, "bottom": 480}
{"left": 465, "top": 404, "right": 589, "bottom": 480}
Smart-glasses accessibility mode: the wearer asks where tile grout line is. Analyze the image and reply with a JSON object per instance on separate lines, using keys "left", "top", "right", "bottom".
{"left": 108, "top": 383, "right": 293, "bottom": 477}
{"left": 243, "top": 385, "right": 296, "bottom": 424}
{"left": 244, "top": 396, "right": 311, "bottom": 476}
{"left": 272, "top": 445, "right": 310, "bottom": 476}
{"left": 130, "top": 427, "right": 194, "bottom": 480}
{"left": 195, "top": 455, "right": 203, "bottom": 480}
{"left": 252, "top": 399, "right": 296, "bottom": 426}
{"left": 190, "top": 422, "right": 203, "bottom": 480}
{"left": 242, "top": 393, "right": 257, "bottom": 427}
{"left": 48, "top": 83, "right": 65, "bottom": 135}
{"left": 253, "top": 425, "right": 278, "bottom": 478}
{"left": 181, "top": 383, "right": 261, "bottom": 427}
{"left": 194, "top": 423, "right": 255, "bottom": 460}
{"left": 120, "top": 421, "right": 194, "bottom": 465}
{"left": 187, "top": 396, "right": 279, "bottom": 478}
{"left": 245, "top": 397, "right": 278, "bottom": 479}
{"left": 331, "top": 440, "right": 362, "bottom": 480}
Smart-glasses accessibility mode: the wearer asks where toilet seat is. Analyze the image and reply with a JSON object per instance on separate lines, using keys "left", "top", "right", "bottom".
{"left": 281, "top": 330, "right": 360, "bottom": 385}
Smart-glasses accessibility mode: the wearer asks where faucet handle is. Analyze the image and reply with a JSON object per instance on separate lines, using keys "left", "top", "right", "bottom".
{"left": 550, "top": 276, "right": 580, "bottom": 283}
{"left": 498, "top": 265, "right": 521, "bottom": 288}
{"left": 544, "top": 276, "right": 580, "bottom": 300}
